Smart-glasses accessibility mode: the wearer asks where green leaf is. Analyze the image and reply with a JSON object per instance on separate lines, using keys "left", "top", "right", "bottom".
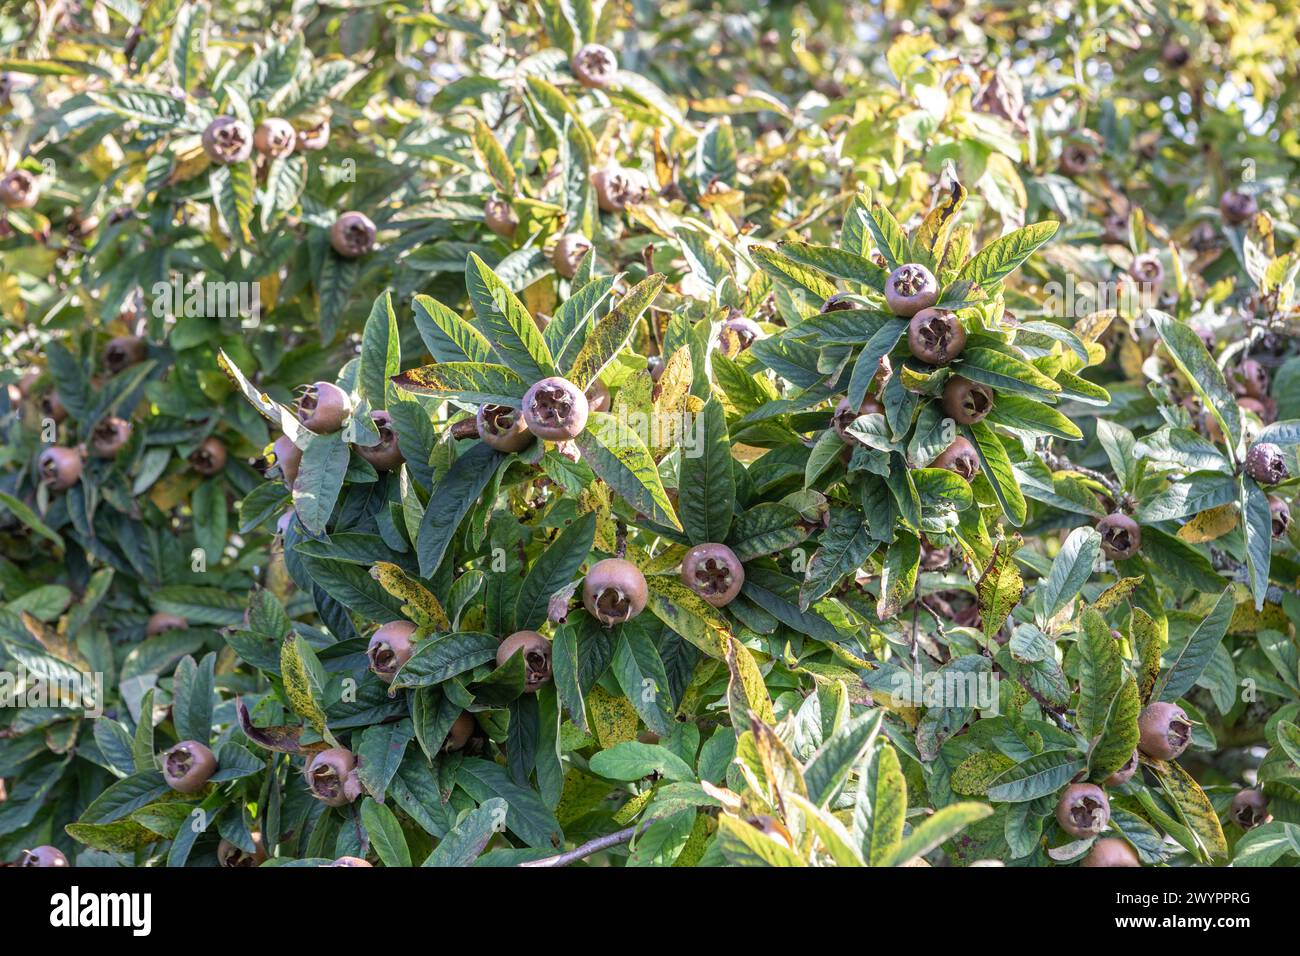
{"left": 471, "top": 119, "right": 515, "bottom": 195}
{"left": 611, "top": 627, "right": 675, "bottom": 737}
{"left": 883, "top": 802, "right": 994, "bottom": 867}
{"left": 392, "top": 361, "right": 528, "bottom": 406}
{"left": 958, "top": 348, "right": 1062, "bottom": 399}
{"left": 804, "top": 710, "right": 883, "bottom": 806}
{"left": 391, "top": 632, "right": 500, "bottom": 690}
{"left": 876, "top": 530, "right": 920, "bottom": 620}
{"left": 1038, "top": 527, "right": 1101, "bottom": 621}
{"left": 360, "top": 797, "right": 412, "bottom": 867}
{"left": 985, "top": 393, "right": 1082, "bottom": 440}
{"left": 416, "top": 442, "right": 504, "bottom": 577}
{"left": 1156, "top": 587, "right": 1234, "bottom": 702}
{"left": 986, "top": 752, "right": 1085, "bottom": 802}
{"left": 424, "top": 797, "right": 507, "bottom": 866}
{"left": 678, "top": 400, "right": 735, "bottom": 545}
{"left": 568, "top": 274, "right": 664, "bottom": 389}
{"left": 514, "top": 512, "right": 596, "bottom": 631}
{"left": 357, "top": 291, "right": 400, "bottom": 410}
{"left": 1240, "top": 478, "right": 1273, "bottom": 611}
{"left": 465, "top": 253, "right": 557, "bottom": 381}
{"left": 208, "top": 162, "right": 254, "bottom": 245}
{"left": 171, "top": 653, "right": 215, "bottom": 746}
{"left": 848, "top": 319, "right": 907, "bottom": 410}
{"left": 1150, "top": 310, "right": 1242, "bottom": 455}
{"left": 801, "top": 511, "right": 877, "bottom": 610}
{"left": 957, "top": 220, "right": 1059, "bottom": 288}
{"left": 968, "top": 421, "right": 1027, "bottom": 526}
{"left": 574, "top": 411, "right": 681, "bottom": 530}
{"left": 293, "top": 433, "right": 350, "bottom": 535}
{"left": 412, "top": 295, "right": 493, "bottom": 364}
{"left": 856, "top": 742, "right": 906, "bottom": 866}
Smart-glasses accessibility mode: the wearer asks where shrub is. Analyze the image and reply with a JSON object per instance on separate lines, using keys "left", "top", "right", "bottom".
{"left": 2, "top": 0, "right": 1299, "bottom": 869}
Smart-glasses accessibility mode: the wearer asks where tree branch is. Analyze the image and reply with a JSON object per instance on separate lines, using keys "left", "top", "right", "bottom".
{"left": 518, "top": 826, "right": 638, "bottom": 867}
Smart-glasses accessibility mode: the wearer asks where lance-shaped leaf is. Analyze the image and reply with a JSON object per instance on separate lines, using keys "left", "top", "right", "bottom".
{"left": 678, "top": 399, "right": 735, "bottom": 546}
{"left": 1151, "top": 310, "right": 1242, "bottom": 455}
{"left": 465, "top": 252, "right": 557, "bottom": 381}
{"left": 882, "top": 802, "right": 993, "bottom": 867}
{"left": 854, "top": 741, "right": 906, "bottom": 866}
{"left": 1038, "top": 527, "right": 1102, "bottom": 622}
{"left": 370, "top": 562, "right": 449, "bottom": 630}
{"left": 416, "top": 442, "right": 504, "bottom": 577}
{"left": 968, "top": 421, "right": 1027, "bottom": 526}
{"left": 1155, "top": 586, "right": 1234, "bottom": 702}
{"left": 392, "top": 361, "right": 528, "bottom": 406}
{"left": 357, "top": 291, "right": 400, "bottom": 410}
{"left": 412, "top": 295, "right": 492, "bottom": 364}
{"left": 567, "top": 273, "right": 664, "bottom": 388}
{"left": 574, "top": 411, "right": 681, "bottom": 530}
{"left": 957, "top": 220, "right": 1059, "bottom": 288}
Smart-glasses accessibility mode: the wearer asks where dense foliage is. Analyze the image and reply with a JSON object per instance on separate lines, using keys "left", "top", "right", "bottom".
{"left": 2, "top": 0, "right": 1300, "bottom": 868}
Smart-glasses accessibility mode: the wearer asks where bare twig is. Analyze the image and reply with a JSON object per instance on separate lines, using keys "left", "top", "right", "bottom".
{"left": 518, "top": 826, "right": 638, "bottom": 867}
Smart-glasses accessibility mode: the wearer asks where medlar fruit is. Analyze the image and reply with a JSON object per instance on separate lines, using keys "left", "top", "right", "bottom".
{"left": 582, "top": 558, "right": 648, "bottom": 626}
{"left": 1245, "top": 442, "right": 1288, "bottom": 485}
{"left": 1229, "top": 789, "right": 1270, "bottom": 829}
{"left": 476, "top": 403, "right": 534, "bottom": 453}
{"left": 551, "top": 233, "right": 593, "bottom": 278}
{"left": 720, "top": 316, "right": 763, "bottom": 354}
{"left": 1127, "top": 252, "right": 1164, "bottom": 287}
{"left": 571, "top": 43, "right": 618, "bottom": 89}
{"left": 522, "top": 376, "right": 589, "bottom": 440}
{"left": 1269, "top": 496, "right": 1291, "bottom": 537}
{"left": 253, "top": 118, "right": 295, "bottom": 158}
{"left": 38, "top": 446, "right": 82, "bottom": 490}
{"left": 443, "top": 712, "right": 476, "bottom": 753}
{"left": 1055, "top": 782, "right": 1110, "bottom": 838}
{"left": 941, "top": 376, "right": 993, "bottom": 425}
{"left": 1058, "top": 143, "right": 1095, "bottom": 177}
{"left": 162, "top": 740, "right": 217, "bottom": 794}
{"left": 305, "top": 747, "right": 361, "bottom": 807}
{"left": 330, "top": 211, "right": 376, "bottom": 258}
{"left": 217, "top": 834, "right": 267, "bottom": 868}
{"left": 497, "top": 630, "right": 552, "bottom": 692}
{"left": 1219, "top": 188, "right": 1257, "bottom": 226}
{"left": 90, "top": 416, "right": 133, "bottom": 457}
{"left": 1097, "top": 512, "right": 1141, "bottom": 560}
{"left": 0, "top": 169, "right": 39, "bottom": 209}
{"left": 328, "top": 856, "right": 372, "bottom": 867}
{"left": 592, "top": 165, "right": 651, "bottom": 212}
{"left": 104, "top": 335, "right": 146, "bottom": 373}
{"left": 201, "top": 117, "right": 253, "bottom": 164}
{"left": 296, "top": 381, "right": 351, "bottom": 433}
{"left": 484, "top": 197, "right": 519, "bottom": 239}
{"left": 367, "top": 620, "right": 416, "bottom": 683}
{"left": 832, "top": 395, "right": 883, "bottom": 442}
{"left": 681, "top": 543, "right": 745, "bottom": 608}
{"left": 18, "top": 846, "right": 69, "bottom": 867}
{"left": 932, "top": 436, "right": 980, "bottom": 482}
{"left": 39, "top": 390, "right": 67, "bottom": 424}
{"left": 189, "top": 437, "right": 227, "bottom": 476}
{"left": 1080, "top": 838, "right": 1140, "bottom": 868}
{"left": 273, "top": 435, "right": 302, "bottom": 487}
{"left": 357, "top": 410, "right": 404, "bottom": 472}
{"left": 820, "top": 293, "right": 856, "bottom": 313}
{"left": 884, "top": 263, "right": 939, "bottom": 317}
{"left": 296, "top": 120, "right": 330, "bottom": 152}
{"left": 907, "top": 308, "right": 966, "bottom": 364}
{"left": 1104, "top": 749, "right": 1139, "bottom": 787}
{"left": 1138, "top": 701, "right": 1192, "bottom": 760}
{"left": 146, "top": 613, "right": 188, "bottom": 636}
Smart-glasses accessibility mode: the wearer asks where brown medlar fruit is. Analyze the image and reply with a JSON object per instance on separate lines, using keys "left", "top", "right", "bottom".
{"left": 146, "top": 613, "right": 188, "bottom": 636}
{"left": 484, "top": 197, "right": 519, "bottom": 239}
{"left": 586, "top": 379, "right": 611, "bottom": 414}
{"left": 1097, "top": 512, "right": 1141, "bottom": 560}
{"left": 1138, "top": 701, "right": 1192, "bottom": 760}
{"left": 476, "top": 404, "right": 534, "bottom": 453}
{"left": 38, "top": 446, "right": 82, "bottom": 490}
{"left": 90, "top": 416, "right": 133, "bottom": 457}
{"left": 571, "top": 43, "right": 618, "bottom": 89}
{"left": 592, "top": 166, "right": 651, "bottom": 212}
{"left": 582, "top": 558, "right": 649, "bottom": 627}
{"left": 329, "top": 211, "right": 376, "bottom": 258}
{"left": 681, "top": 543, "right": 744, "bottom": 608}
{"left": 104, "top": 335, "right": 146, "bottom": 374}
{"left": 443, "top": 712, "right": 476, "bottom": 753}
{"left": 1080, "top": 838, "right": 1140, "bottom": 867}
{"left": 305, "top": 747, "right": 360, "bottom": 807}
{"left": 296, "top": 381, "right": 351, "bottom": 433}
{"left": 1104, "top": 749, "right": 1139, "bottom": 787}
{"left": 201, "top": 117, "right": 253, "bottom": 164}
{"left": 884, "top": 263, "right": 939, "bottom": 317}
{"left": 1219, "top": 188, "right": 1257, "bottom": 226}
{"left": 162, "top": 740, "right": 217, "bottom": 794}
{"left": 274, "top": 435, "right": 302, "bottom": 487}
{"left": 0, "top": 169, "right": 39, "bottom": 209}
{"left": 941, "top": 376, "right": 993, "bottom": 425}
{"left": 497, "top": 630, "right": 552, "bottom": 692}
{"left": 522, "top": 376, "right": 589, "bottom": 440}
{"left": 832, "top": 395, "right": 883, "bottom": 442}
{"left": 357, "top": 410, "right": 404, "bottom": 472}
{"left": 189, "top": 437, "right": 227, "bottom": 476}
{"left": 1245, "top": 442, "right": 1288, "bottom": 485}
{"left": 1269, "top": 496, "right": 1291, "bottom": 537}
{"left": 253, "top": 118, "right": 295, "bottom": 158}
{"left": 932, "top": 436, "right": 980, "bottom": 481}
{"left": 907, "top": 307, "right": 966, "bottom": 364}
{"left": 217, "top": 834, "right": 267, "bottom": 867}
{"left": 551, "top": 233, "right": 593, "bottom": 278}
{"left": 1055, "top": 782, "right": 1110, "bottom": 838}
{"left": 1229, "top": 789, "right": 1270, "bottom": 830}
{"left": 367, "top": 620, "right": 416, "bottom": 683}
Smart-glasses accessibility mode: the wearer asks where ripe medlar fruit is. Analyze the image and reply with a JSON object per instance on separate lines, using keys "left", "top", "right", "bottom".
{"left": 253, "top": 118, "right": 295, "bottom": 158}
{"left": 39, "top": 390, "right": 67, "bottom": 424}
{"left": 571, "top": 43, "right": 618, "bottom": 89}
{"left": 305, "top": 747, "right": 361, "bottom": 807}
{"left": 1055, "top": 782, "right": 1110, "bottom": 838}
{"left": 189, "top": 437, "right": 227, "bottom": 476}
{"left": 582, "top": 558, "right": 649, "bottom": 627}
{"left": 201, "top": 117, "right": 253, "bottom": 164}
{"left": 0, "top": 169, "right": 39, "bottom": 209}
{"left": 296, "top": 381, "right": 351, "bottom": 433}
{"left": 1269, "top": 496, "right": 1291, "bottom": 537}
{"left": 907, "top": 308, "right": 966, "bottom": 364}
{"left": 586, "top": 379, "right": 611, "bottom": 414}
{"left": 357, "top": 410, "right": 404, "bottom": 472}
{"left": 941, "top": 376, "right": 994, "bottom": 425}
{"left": 1138, "top": 701, "right": 1192, "bottom": 760}
{"left": 90, "top": 416, "right": 133, "bottom": 457}
{"left": 551, "top": 233, "right": 593, "bottom": 278}
{"left": 273, "top": 435, "right": 302, "bottom": 487}
{"left": 484, "top": 197, "right": 519, "bottom": 239}
{"left": 162, "top": 740, "right": 217, "bottom": 794}
{"left": 443, "top": 712, "right": 476, "bottom": 753}
{"left": 497, "top": 630, "right": 552, "bottom": 692}
{"left": 330, "top": 211, "right": 376, "bottom": 258}
{"left": 17, "top": 846, "right": 69, "bottom": 867}
{"left": 820, "top": 293, "right": 856, "bottom": 313}
{"left": 832, "top": 395, "right": 884, "bottom": 442}
{"left": 104, "top": 335, "right": 146, "bottom": 374}
{"left": 1127, "top": 252, "right": 1164, "bottom": 287}
{"left": 38, "top": 446, "right": 82, "bottom": 490}
{"left": 1245, "top": 442, "right": 1288, "bottom": 485}
{"left": 1231, "top": 359, "right": 1269, "bottom": 399}
{"left": 1080, "top": 837, "right": 1140, "bottom": 868}
{"left": 522, "top": 376, "right": 589, "bottom": 440}
{"left": 476, "top": 404, "right": 534, "bottom": 453}
{"left": 367, "top": 620, "right": 416, "bottom": 683}
{"left": 1104, "top": 749, "right": 1139, "bottom": 787}
{"left": 592, "top": 165, "right": 651, "bottom": 212}
{"left": 884, "top": 263, "right": 939, "bottom": 317}
{"left": 1229, "top": 789, "right": 1270, "bottom": 829}
{"left": 1238, "top": 396, "right": 1275, "bottom": 424}
{"left": 296, "top": 120, "right": 330, "bottom": 152}
{"left": 1219, "top": 188, "right": 1257, "bottom": 226}
{"left": 932, "top": 436, "right": 980, "bottom": 481}
{"left": 681, "top": 543, "right": 745, "bottom": 608}
{"left": 1097, "top": 512, "right": 1141, "bottom": 560}
{"left": 146, "top": 613, "right": 188, "bottom": 636}
{"left": 1058, "top": 142, "right": 1096, "bottom": 177}
{"left": 217, "top": 834, "right": 267, "bottom": 868}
